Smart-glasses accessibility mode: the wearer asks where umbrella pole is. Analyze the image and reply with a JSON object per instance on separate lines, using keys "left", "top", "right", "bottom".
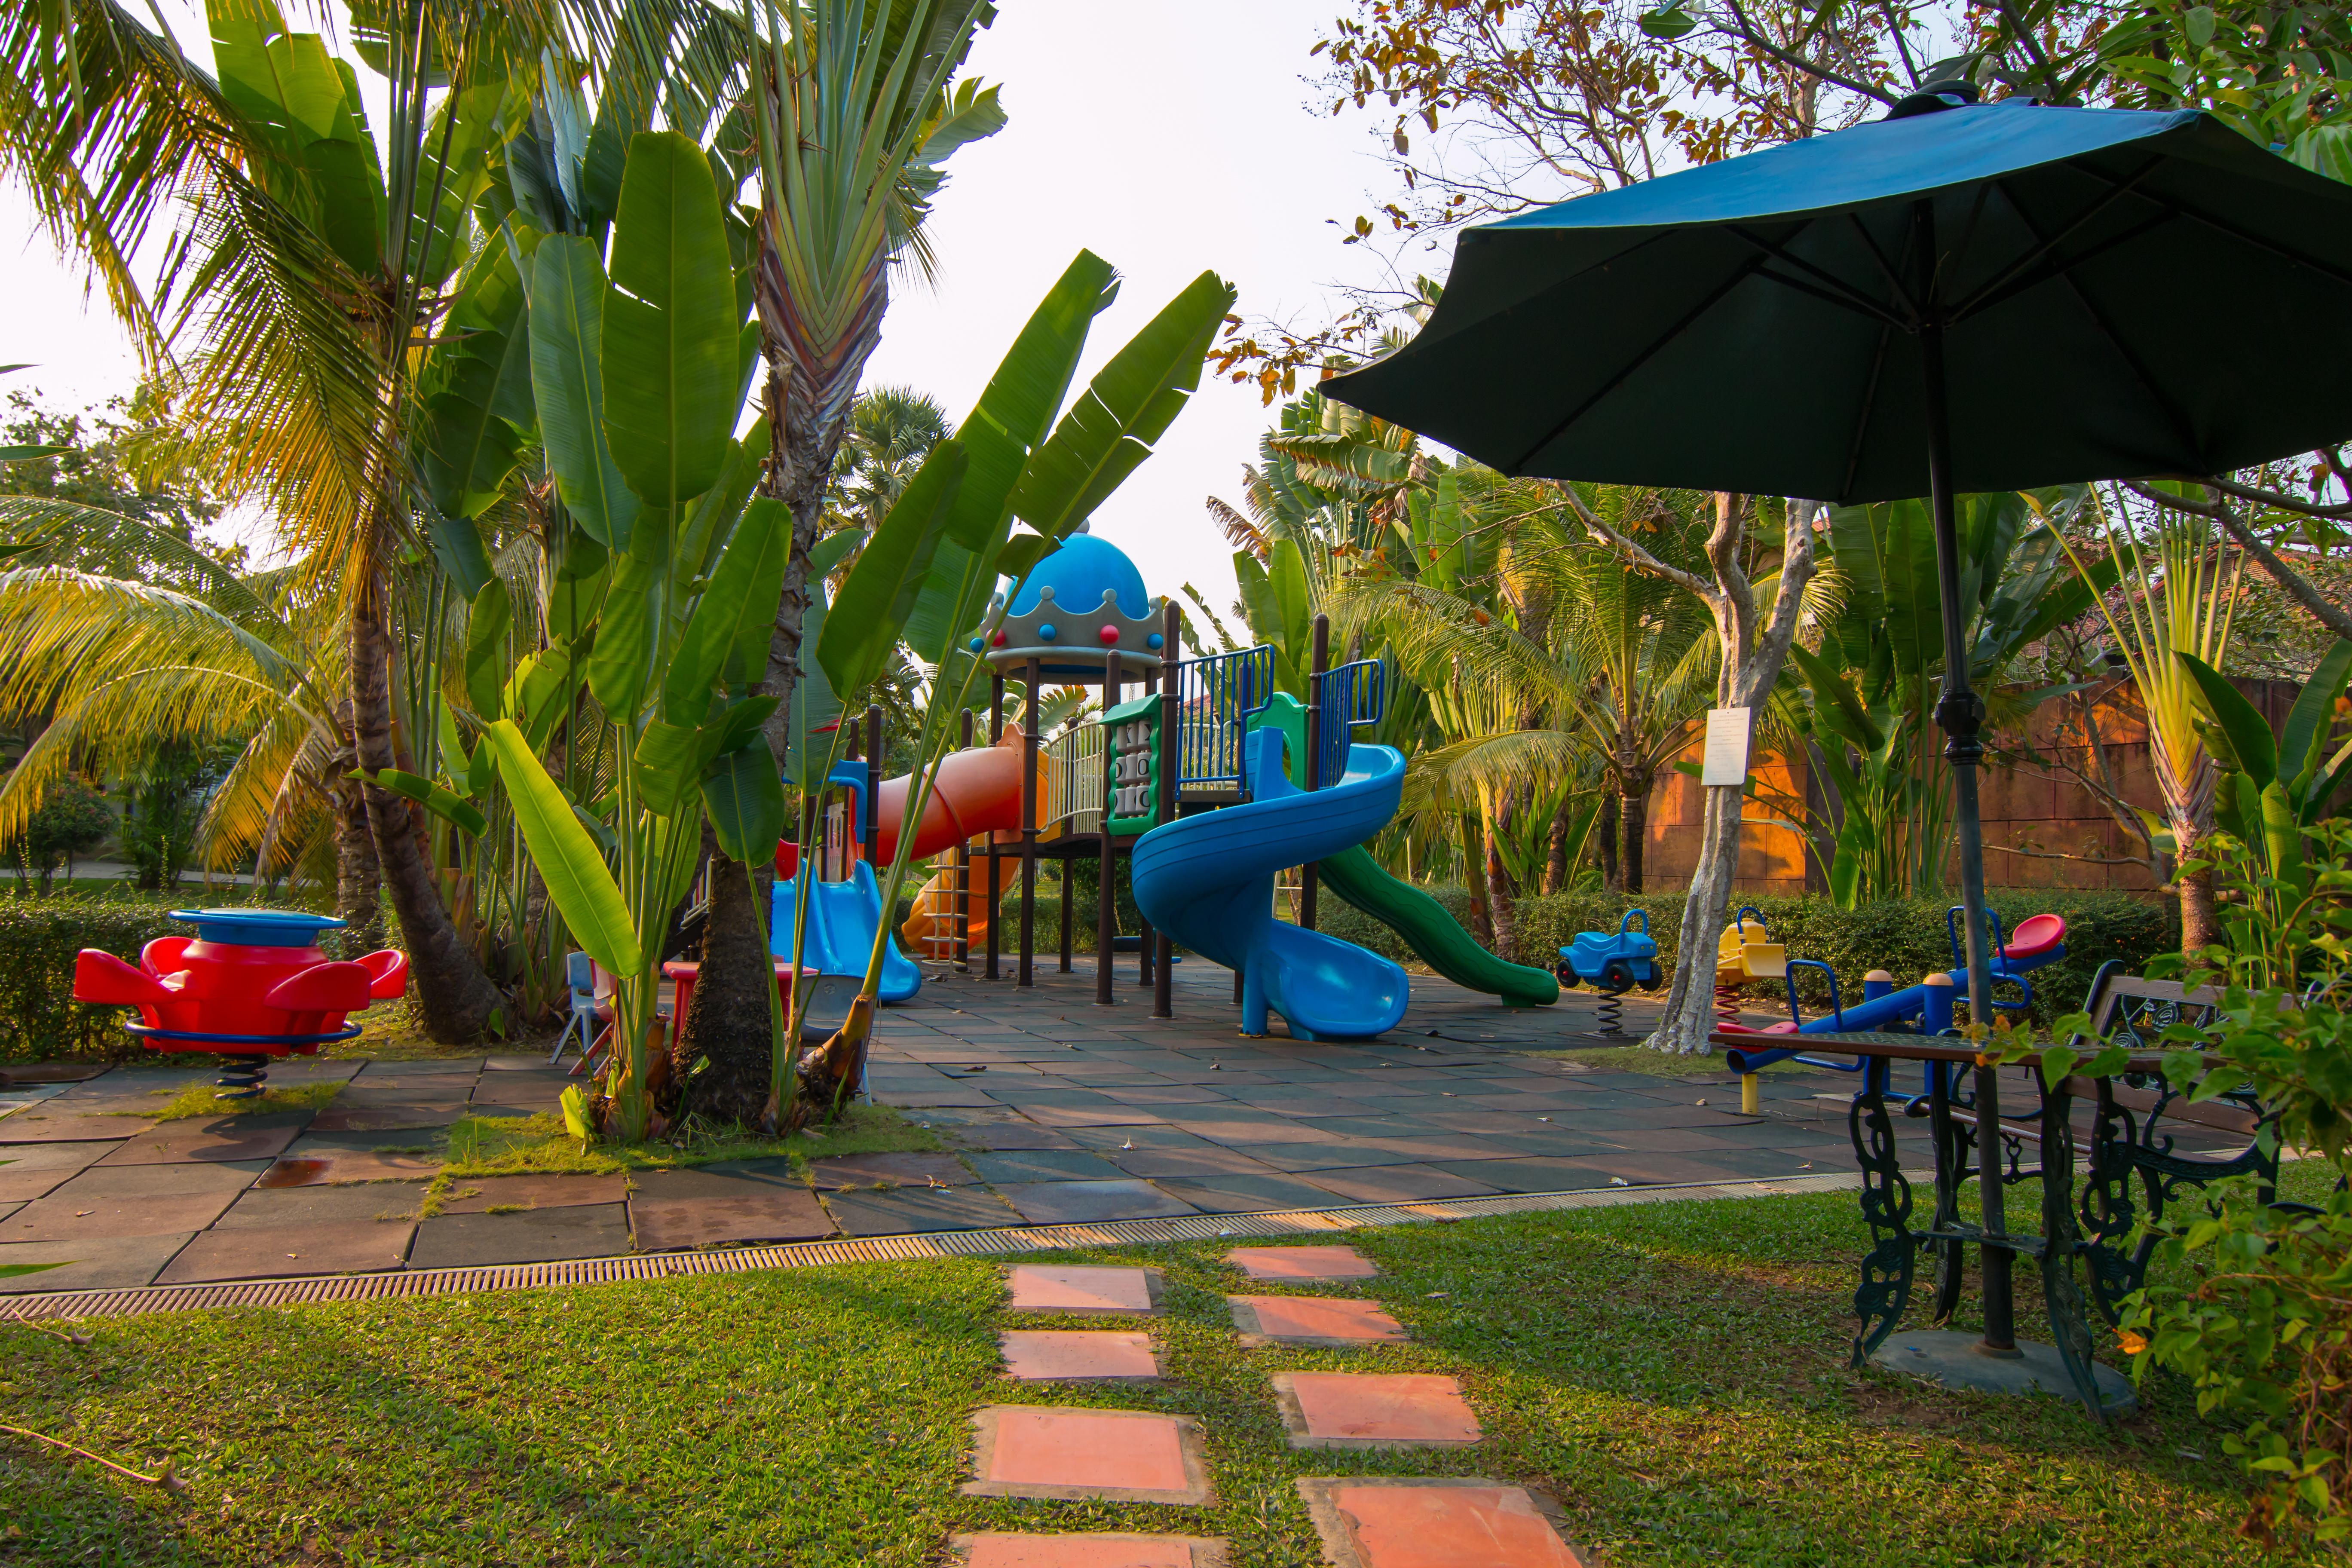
{"left": 1920, "top": 309, "right": 2019, "bottom": 1358}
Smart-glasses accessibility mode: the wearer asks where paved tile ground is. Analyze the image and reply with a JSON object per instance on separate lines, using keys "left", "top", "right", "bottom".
{"left": 6, "top": 955, "right": 2186, "bottom": 1291}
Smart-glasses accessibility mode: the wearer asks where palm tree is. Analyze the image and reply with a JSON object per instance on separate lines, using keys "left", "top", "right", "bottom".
{"left": 833, "top": 386, "right": 951, "bottom": 530}
{"left": 677, "top": 0, "right": 1000, "bottom": 1113}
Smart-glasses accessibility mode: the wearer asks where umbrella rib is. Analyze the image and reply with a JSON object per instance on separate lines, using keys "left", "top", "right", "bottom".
{"left": 1506, "top": 253, "right": 1771, "bottom": 475}
{"left": 1838, "top": 316, "right": 1897, "bottom": 504}
{"left": 1753, "top": 266, "right": 1909, "bottom": 328}
{"left": 1945, "top": 164, "right": 2165, "bottom": 321}
{"left": 2123, "top": 188, "right": 2352, "bottom": 291}
{"left": 1727, "top": 224, "right": 1910, "bottom": 328}
{"left": 1950, "top": 208, "right": 2180, "bottom": 325}
{"left": 2005, "top": 201, "right": 2205, "bottom": 459}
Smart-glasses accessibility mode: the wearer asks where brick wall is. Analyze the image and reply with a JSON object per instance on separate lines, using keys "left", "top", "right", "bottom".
{"left": 1629, "top": 674, "right": 2306, "bottom": 898}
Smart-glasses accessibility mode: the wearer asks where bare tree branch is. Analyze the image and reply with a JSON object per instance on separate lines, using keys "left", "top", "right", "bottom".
{"left": 2122, "top": 479, "right": 2352, "bottom": 641}
{"left": 1555, "top": 482, "right": 1718, "bottom": 602}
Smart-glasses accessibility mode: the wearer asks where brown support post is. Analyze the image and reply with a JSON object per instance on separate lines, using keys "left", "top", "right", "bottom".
{"left": 955, "top": 708, "right": 973, "bottom": 970}
{"left": 1019, "top": 658, "right": 1040, "bottom": 987}
{"left": 1153, "top": 603, "right": 1180, "bottom": 1019}
{"left": 987, "top": 673, "right": 1004, "bottom": 980}
{"left": 1095, "top": 650, "right": 1121, "bottom": 1006}
{"left": 1302, "top": 613, "right": 1328, "bottom": 931}
{"left": 1058, "top": 853, "right": 1074, "bottom": 971}
{"left": 863, "top": 704, "right": 882, "bottom": 868}
{"left": 1136, "top": 658, "right": 1155, "bottom": 991}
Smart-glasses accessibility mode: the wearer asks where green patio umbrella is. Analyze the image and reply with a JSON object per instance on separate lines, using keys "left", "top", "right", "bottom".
{"left": 1325, "top": 80, "right": 2352, "bottom": 1362}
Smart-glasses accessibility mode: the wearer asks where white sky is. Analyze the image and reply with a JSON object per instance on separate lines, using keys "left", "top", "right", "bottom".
{"left": 0, "top": 0, "right": 1409, "bottom": 614}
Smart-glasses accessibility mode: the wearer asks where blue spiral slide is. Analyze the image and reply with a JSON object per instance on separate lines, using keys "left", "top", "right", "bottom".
{"left": 1131, "top": 728, "right": 1410, "bottom": 1041}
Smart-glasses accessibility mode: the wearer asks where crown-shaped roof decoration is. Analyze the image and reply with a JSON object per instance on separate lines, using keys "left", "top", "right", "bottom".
{"left": 967, "top": 525, "right": 1167, "bottom": 674}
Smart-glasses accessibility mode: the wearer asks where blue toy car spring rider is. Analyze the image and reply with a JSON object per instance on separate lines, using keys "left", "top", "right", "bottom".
{"left": 1555, "top": 910, "right": 1660, "bottom": 1035}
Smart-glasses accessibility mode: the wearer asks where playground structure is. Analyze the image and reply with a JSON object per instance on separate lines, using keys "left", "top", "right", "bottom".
{"left": 70, "top": 909, "right": 408, "bottom": 1096}
{"left": 775, "top": 526, "right": 1559, "bottom": 1041}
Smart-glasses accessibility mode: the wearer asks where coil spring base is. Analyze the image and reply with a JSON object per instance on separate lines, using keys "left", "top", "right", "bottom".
{"left": 214, "top": 1053, "right": 272, "bottom": 1099}
{"left": 1715, "top": 980, "right": 1745, "bottom": 1030}
{"left": 1595, "top": 987, "right": 1630, "bottom": 1037}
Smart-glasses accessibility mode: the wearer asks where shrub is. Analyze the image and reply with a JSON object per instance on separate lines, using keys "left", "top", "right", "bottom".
{"left": 0, "top": 897, "right": 180, "bottom": 1061}
{"left": 1327, "top": 885, "right": 2175, "bottom": 1023}
{"left": 3, "top": 777, "right": 115, "bottom": 894}
{"left": 2112, "top": 820, "right": 2352, "bottom": 1545}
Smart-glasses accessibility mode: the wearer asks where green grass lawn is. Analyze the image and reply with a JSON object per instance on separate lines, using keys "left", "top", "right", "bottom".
{"left": 0, "top": 1181, "right": 2319, "bottom": 1567}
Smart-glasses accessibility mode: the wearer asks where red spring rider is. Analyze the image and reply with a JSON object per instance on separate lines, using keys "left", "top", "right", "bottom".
{"left": 72, "top": 909, "right": 408, "bottom": 1097}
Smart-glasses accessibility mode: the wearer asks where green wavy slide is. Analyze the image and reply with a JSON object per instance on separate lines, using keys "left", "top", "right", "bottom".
{"left": 1247, "top": 694, "right": 1559, "bottom": 1008}
{"left": 1317, "top": 845, "right": 1560, "bottom": 1008}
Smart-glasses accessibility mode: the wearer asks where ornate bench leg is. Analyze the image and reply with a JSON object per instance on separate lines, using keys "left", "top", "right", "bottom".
{"left": 2076, "top": 1079, "right": 2141, "bottom": 1327}
{"left": 1927, "top": 1060, "right": 1967, "bottom": 1325}
{"left": 1850, "top": 1065, "right": 1917, "bottom": 1367}
{"left": 2037, "top": 1075, "right": 2119, "bottom": 1421}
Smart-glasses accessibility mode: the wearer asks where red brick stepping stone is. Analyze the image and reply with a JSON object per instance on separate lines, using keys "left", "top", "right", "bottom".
{"left": 1006, "top": 1264, "right": 1161, "bottom": 1316}
{"left": 155, "top": 1219, "right": 417, "bottom": 1283}
{"left": 1296, "top": 1477, "right": 1583, "bottom": 1567}
{"left": 962, "top": 1406, "right": 1213, "bottom": 1504}
{"left": 1228, "top": 1295, "right": 1406, "bottom": 1346}
{"left": 1271, "top": 1373, "right": 1481, "bottom": 1449}
{"left": 1000, "top": 1330, "right": 1161, "bottom": 1382}
{"left": 951, "top": 1533, "right": 1229, "bottom": 1567}
{"left": 1226, "top": 1245, "right": 1377, "bottom": 1282}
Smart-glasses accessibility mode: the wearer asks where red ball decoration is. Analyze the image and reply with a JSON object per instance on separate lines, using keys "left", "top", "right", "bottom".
{"left": 992, "top": 631, "right": 1008, "bottom": 646}
{"left": 1099, "top": 625, "right": 1120, "bottom": 644}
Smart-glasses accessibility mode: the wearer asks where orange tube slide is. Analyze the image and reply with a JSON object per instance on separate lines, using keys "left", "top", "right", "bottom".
{"left": 882, "top": 729, "right": 1045, "bottom": 956}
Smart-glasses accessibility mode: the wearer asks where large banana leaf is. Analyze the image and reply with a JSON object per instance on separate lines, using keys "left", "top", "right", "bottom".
{"left": 903, "top": 253, "right": 1119, "bottom": 660}
{"left": 481, "top": 720, "right": 642, "bottom": 974}
{"left": 1828, "top": 499, "right": 1941, "bottom": 679}
{"left": 208, "top": 1, "right": 386, "bottom": 276}
{"left": 2282, "top": 640, "right": 2352, "bottom": 796}
{"left": 585, "top": 529, "right": 668, "bottom": 721}
{"left": 703, "top": 741, "right": 790, "bottom": 864}
{"left": 530, "top": 236, "right": 640, "bottom": 549}
{"left": 785, "top": 533, "right": 859, "bottom": 782}
{"left": 464, "top": 577, "right": 511, "bottom": 717}
{"left": 423, "top": 241, "right": 533, "bottom": 520}
{"left": 822, "top": 441, "right": 968, "bottom": 689}
{"left": 1008, "top": 270, "right": 1237, "bottom": 539}
{"left": 2177, "top": 651, "right": 2278, "bottom": 787}
{"left": 666, "top": 496, "right": 792, "bottom": 724}
{"left": 600, "top": 131, "right": 740, "bottom": 515}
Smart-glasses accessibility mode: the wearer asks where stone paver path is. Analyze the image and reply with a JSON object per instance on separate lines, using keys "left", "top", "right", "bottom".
{"left": 12, "top": 952, "right": 2196, "bottom": 1293}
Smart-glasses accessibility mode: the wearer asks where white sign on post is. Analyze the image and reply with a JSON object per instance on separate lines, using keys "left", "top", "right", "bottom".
{"left": 1700, "top": 707, "right": 1752, "bottom": 787}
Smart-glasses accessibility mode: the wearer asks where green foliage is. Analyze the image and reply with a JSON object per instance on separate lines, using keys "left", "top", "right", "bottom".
{"left": 2113, "top": 820, "right": 2352, "bottom": 1543}
{"left": 4, "top": 777, "right": 115, "bottom": 894}
{"left": 0, "top": 897, "right": 178, "bottom": 1060}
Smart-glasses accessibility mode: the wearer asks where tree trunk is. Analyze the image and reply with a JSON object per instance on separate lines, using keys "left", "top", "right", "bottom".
{"left": 2174, "top": 818, "right": 2220, "bottom": 956}
{"left": 1483, "top": 806, "right": 1519, "bottom": 965}
{"left": 678, "top": 830, "right": 779, "bottom": 1127}
{"left": 1599, "top": 793, "right": 1620, "bottom": 891}
{"left": 1544, "top": 796, "right": 1572, "bottom": 895}
{"left": 1457, "top": 810, "right": 1492, "bottom": 947}
{"left": 1620, "top": 778, "right": 1648, "bottom": 894}
{"left": 1641, "top": 494, "right": 1819, "bottom": 1056}
{"left": 349, "top": 571, "right": 505, "bottom": 1041}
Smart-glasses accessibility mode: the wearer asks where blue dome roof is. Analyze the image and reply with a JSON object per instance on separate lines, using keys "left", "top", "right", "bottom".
{"left": 1007, "top": 532, "right": 1149, "bottom": 619}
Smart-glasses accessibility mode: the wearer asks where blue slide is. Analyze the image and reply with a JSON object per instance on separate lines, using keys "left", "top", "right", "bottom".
{"left": 1131, "top": 727, "right": 1410, "bottom": 1041}
{"left": 771, "top": 860, "right": 922, "bottom": 1004}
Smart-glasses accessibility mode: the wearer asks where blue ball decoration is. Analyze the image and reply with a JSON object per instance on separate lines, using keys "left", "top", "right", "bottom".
{"left": 1145, "top": 632, "right": 1164, "bottom": 649}
{"left": 968, "top": 636, "right": 984, "bottom": 652}
{"left": 1038, "top": 623, "right": 1057, "bottom": 641}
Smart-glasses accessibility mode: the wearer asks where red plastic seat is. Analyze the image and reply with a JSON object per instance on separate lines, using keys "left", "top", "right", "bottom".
{"left": 140, "top": 935, "right": 192, "bottom": 979}
{"left": 2005, "top": 913, "right": 2067, "bottom": 959}
{"left": 354, "top": 948, "right": 410, "bottom": 1000}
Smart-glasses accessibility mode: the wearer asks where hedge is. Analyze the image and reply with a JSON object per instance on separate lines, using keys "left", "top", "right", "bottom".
{"left": 0, "top": 898, "right": 181, "bottom": 1062}
{"left": 1319, "top": 886, "right": 2178, "bottom": 1026}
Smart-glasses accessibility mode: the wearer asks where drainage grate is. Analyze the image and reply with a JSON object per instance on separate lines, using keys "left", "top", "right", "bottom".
{"left": 0, "top": 1169, "right": 1890, "bottom": 1324}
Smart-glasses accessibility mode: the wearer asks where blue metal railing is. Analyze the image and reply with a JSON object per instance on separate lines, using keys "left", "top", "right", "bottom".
{"left": 1171, "top": 645, "right": 1274, "bottom": 785}
{"left": 1315, "top": 658, "right": 1387, "bottom": 785}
